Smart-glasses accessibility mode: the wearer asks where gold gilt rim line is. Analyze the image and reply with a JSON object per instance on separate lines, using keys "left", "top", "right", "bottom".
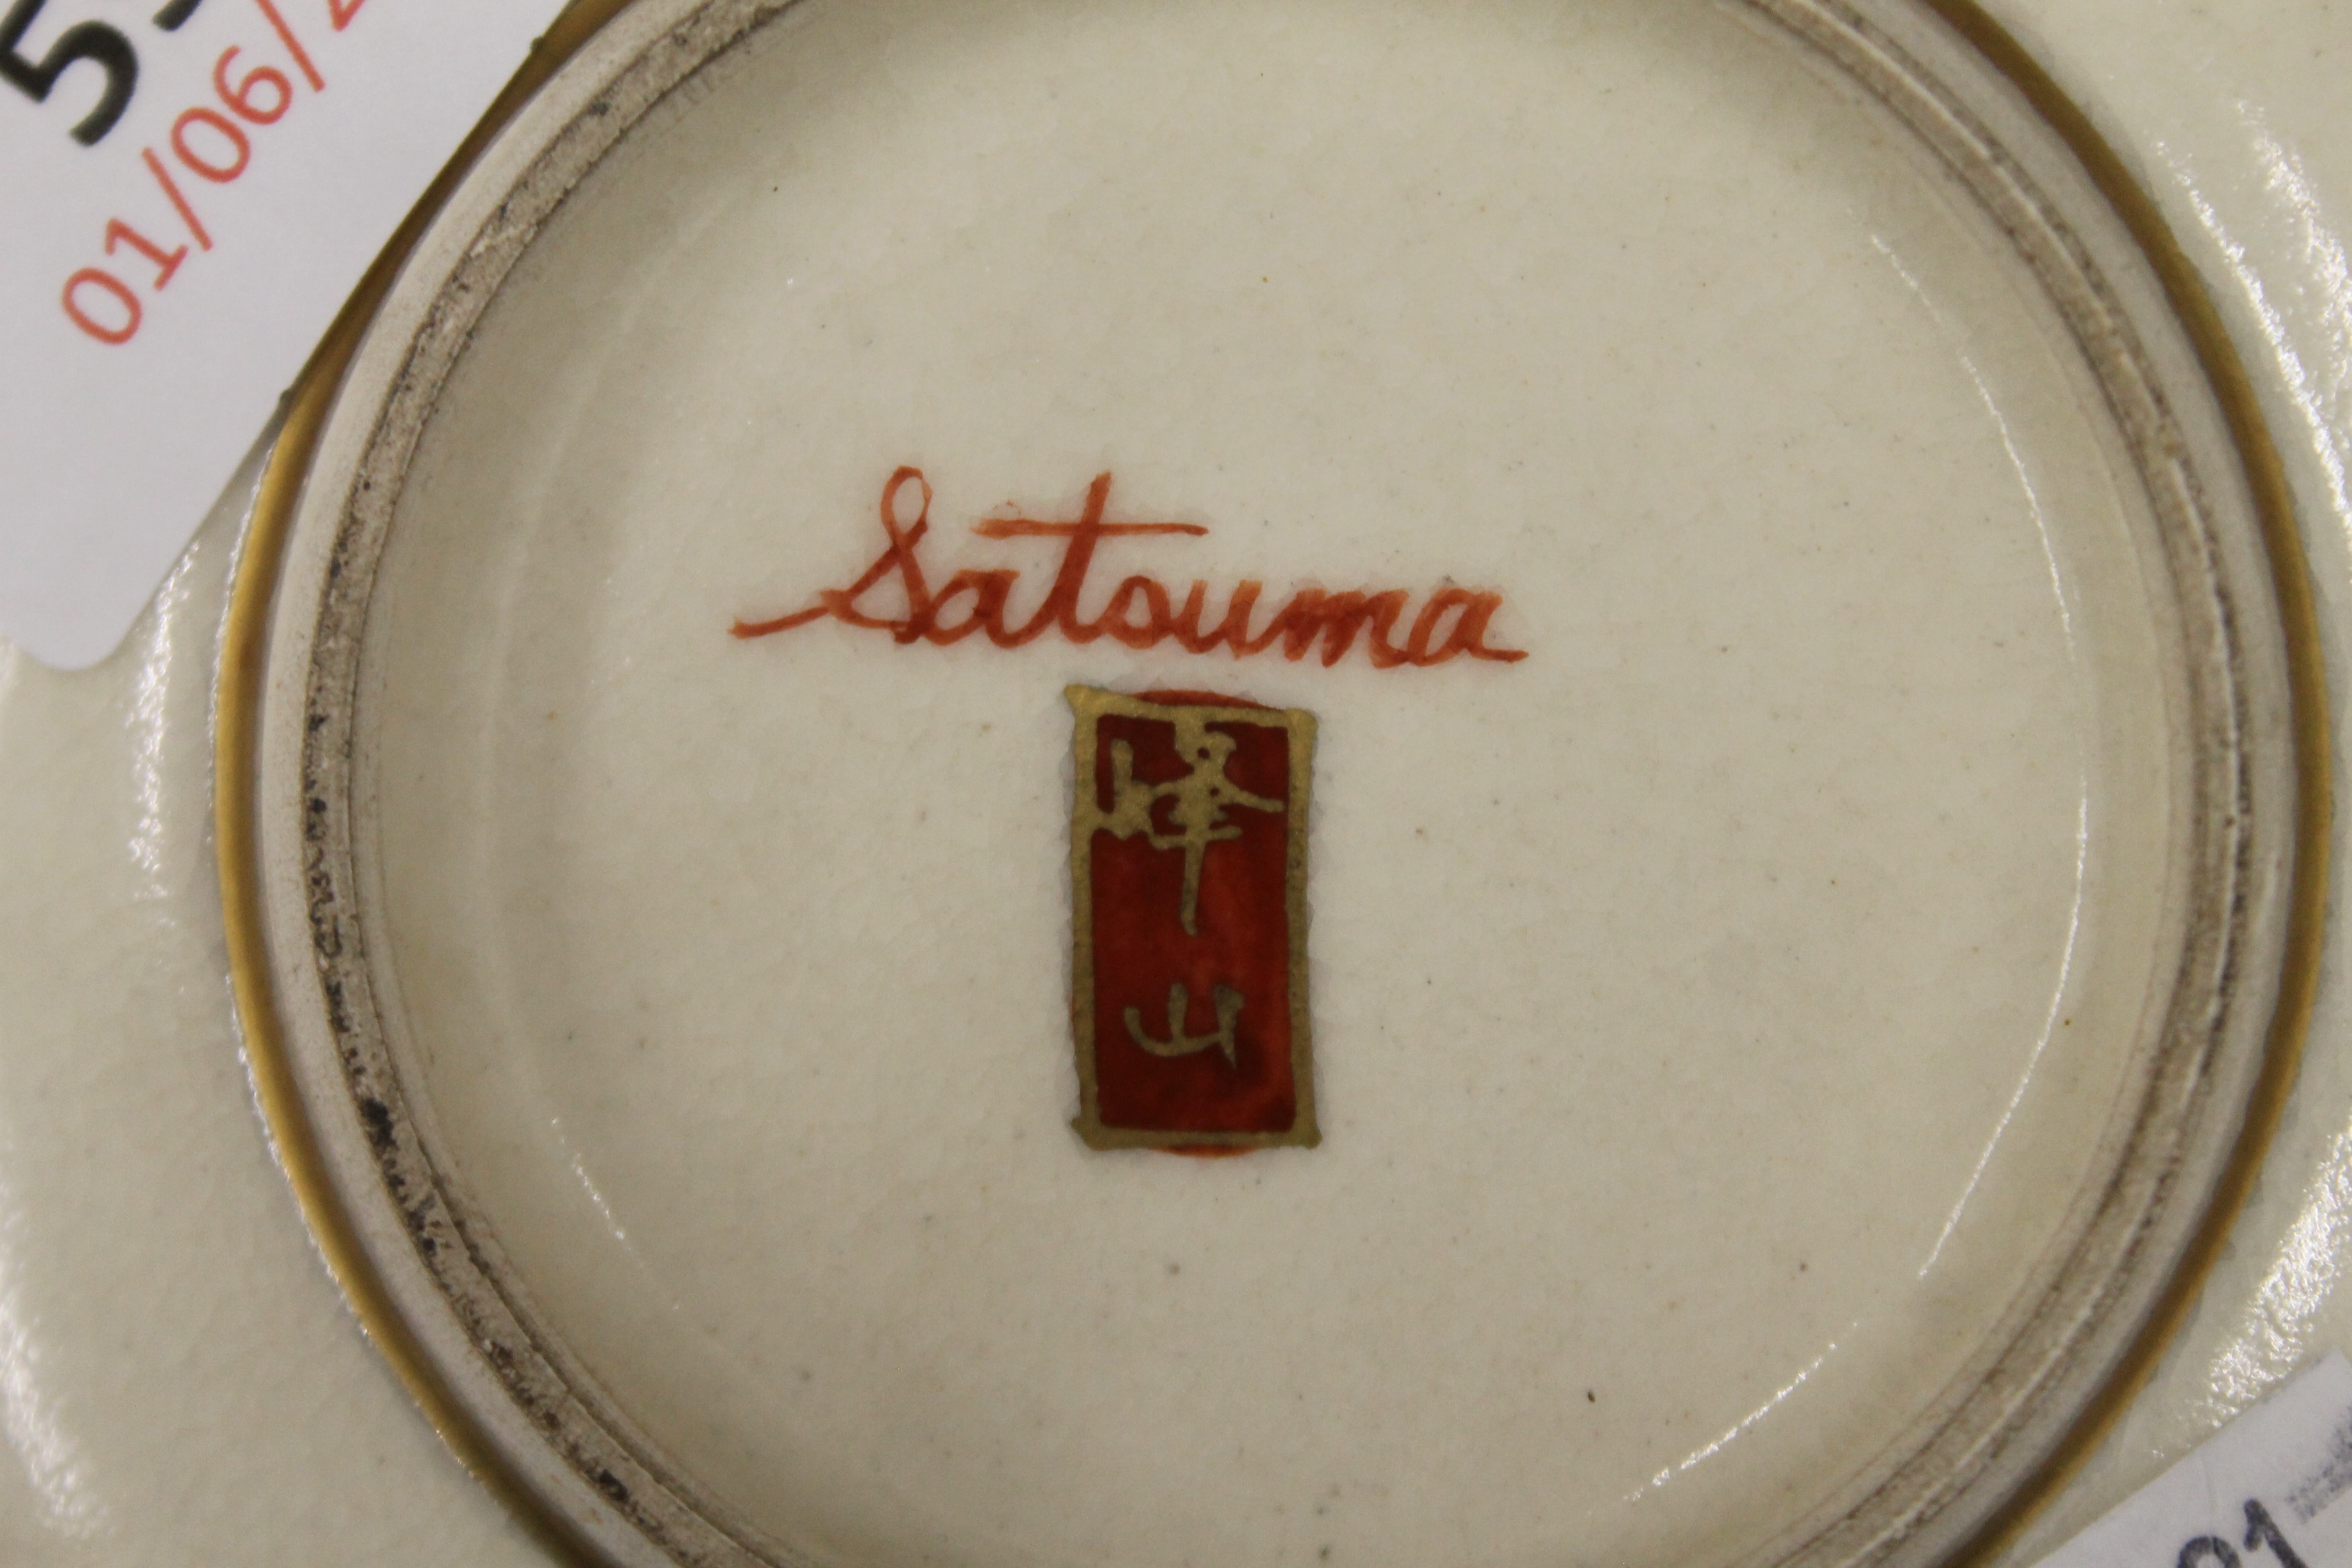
{"left": 1922, "top": 4, "right": 2331, "bottom": 1565}
{"left": 212, "top": 2, "right": 638, "bottom": 1564}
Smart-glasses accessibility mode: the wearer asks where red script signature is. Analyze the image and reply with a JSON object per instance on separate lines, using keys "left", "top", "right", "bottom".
{"left": 732, "top": 468, "right": 1528, "bottom": 669}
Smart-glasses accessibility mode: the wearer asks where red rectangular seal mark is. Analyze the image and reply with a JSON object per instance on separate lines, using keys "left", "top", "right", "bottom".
{"left": 1068, "top": 685, "right": 1318, "bottom": 1151}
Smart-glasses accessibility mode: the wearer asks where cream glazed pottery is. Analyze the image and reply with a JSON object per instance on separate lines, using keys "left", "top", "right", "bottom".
{"left": 2, "top": 3, "right": 2352, "bottom": 1568}
{"left": 225, "top": 0, "right": 2327, "bottom": 1563}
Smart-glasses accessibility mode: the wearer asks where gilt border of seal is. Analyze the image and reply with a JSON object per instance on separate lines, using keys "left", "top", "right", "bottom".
{"left": 1067, "top": 685, "right": 1319, "bottom": 1152}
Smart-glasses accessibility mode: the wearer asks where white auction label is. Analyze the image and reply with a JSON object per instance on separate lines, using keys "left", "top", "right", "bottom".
{"left": 0, "top": 0, "right": 575, "bottom": 668}
{"left": 2034, "top": 1353, "right": 2352, "bottom": 1568}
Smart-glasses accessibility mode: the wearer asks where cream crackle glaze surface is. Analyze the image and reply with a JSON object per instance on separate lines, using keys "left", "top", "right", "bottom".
{"left": 0, "top": 3, "right": 2344, "bottom": 1568}
{"left": 247, "top": 2, "right": 2304, "bottom": 1567}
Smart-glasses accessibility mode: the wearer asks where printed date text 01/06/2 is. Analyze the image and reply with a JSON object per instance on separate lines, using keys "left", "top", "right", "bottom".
{"left": 52, "top": 0, "right": 366, "bottom": 347}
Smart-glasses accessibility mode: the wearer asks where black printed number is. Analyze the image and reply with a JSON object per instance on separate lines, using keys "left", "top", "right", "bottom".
{"left": 2242, "top": 1500, "right": 2309, "bottom": 1568}
{"left": 0, "top": 0, "right": 135, "bottom": 145}
{"left": 2174, "top": 1501, "right": 2317, "bottom": 1568}
{"left": 2179, "top": 1501, "right": 2314, "bottom": 1568}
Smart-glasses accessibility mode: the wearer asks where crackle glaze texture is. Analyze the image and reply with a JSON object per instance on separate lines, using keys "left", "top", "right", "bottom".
{"left": 0, "top": 3, "right": 2345, "bottom": 1567}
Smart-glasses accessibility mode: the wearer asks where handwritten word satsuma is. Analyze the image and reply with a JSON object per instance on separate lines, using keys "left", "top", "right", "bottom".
{"left": 732, "top": 467, "right": 1529, "bottom": 670}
